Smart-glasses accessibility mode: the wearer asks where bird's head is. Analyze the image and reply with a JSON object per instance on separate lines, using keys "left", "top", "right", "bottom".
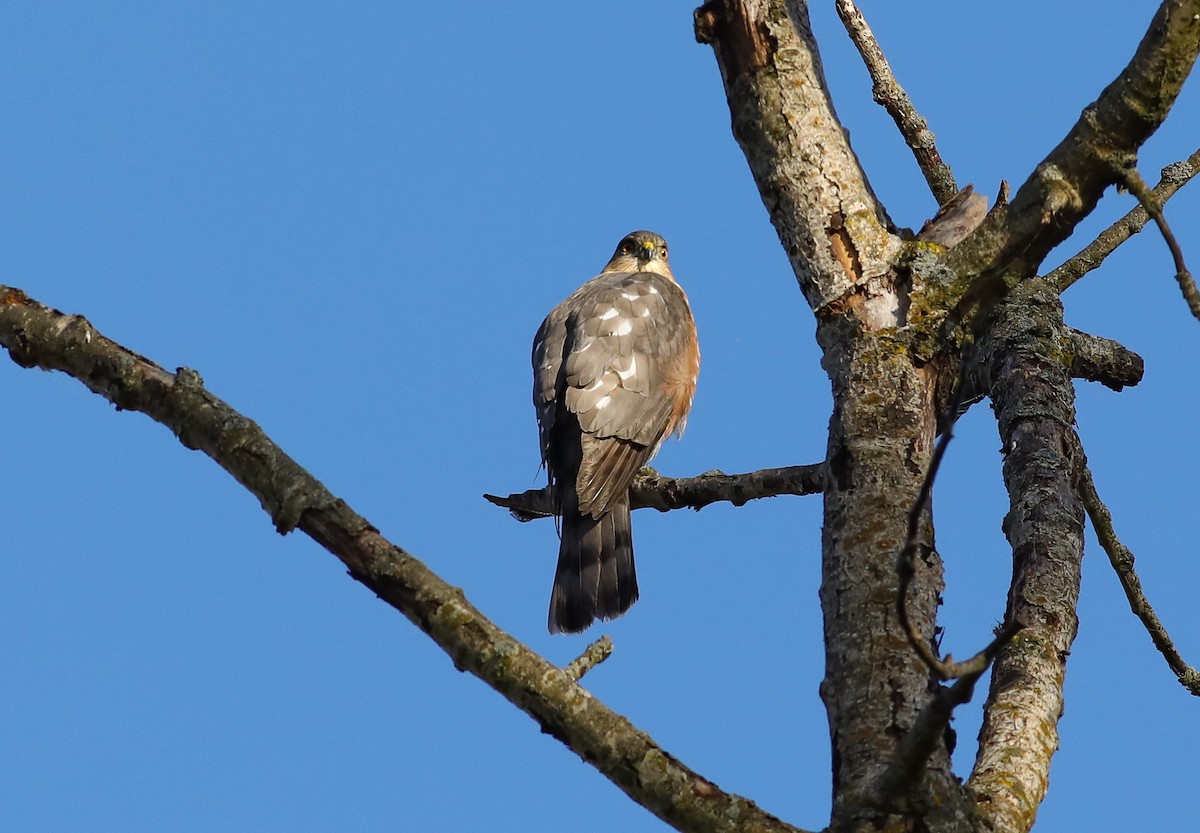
{"left": 603, "top": 230, "right": 673, "bottom": 278}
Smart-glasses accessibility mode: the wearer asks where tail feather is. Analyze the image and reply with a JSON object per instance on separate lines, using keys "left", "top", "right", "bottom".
{"left": 548, "top": 500, "right": 638, "bottom": 634}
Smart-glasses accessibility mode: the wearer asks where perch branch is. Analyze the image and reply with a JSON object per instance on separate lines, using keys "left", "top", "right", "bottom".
{"left": 1046, "top": 148, "right": 1200, "bottom": 293}
{"left": 0, "top": 286, "right": 806, "bottom": 833}
{"left": 486, "top": 463, "right": 826, "bottom": 521}
{"left": 1075, "top": 455, "right": 1200, "bottom": 695}
{"left": 834, "top": 0, "right": 957, "bottom": 204}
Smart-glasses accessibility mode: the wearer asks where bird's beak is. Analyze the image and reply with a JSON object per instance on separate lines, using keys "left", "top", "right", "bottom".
{"left": 640, "top": 241, "right": 658, "bottom": 261}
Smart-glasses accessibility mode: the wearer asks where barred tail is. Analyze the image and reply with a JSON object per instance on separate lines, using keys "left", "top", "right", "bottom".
{"left": 548, "top": 498, "right": 638, "bottom": 634}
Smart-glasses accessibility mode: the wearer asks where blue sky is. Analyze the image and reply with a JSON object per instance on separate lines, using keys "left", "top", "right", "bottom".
{"left": 2, "top": 2, "right": 1197, "bottom": 831}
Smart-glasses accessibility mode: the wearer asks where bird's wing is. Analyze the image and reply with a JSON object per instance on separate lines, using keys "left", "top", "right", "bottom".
{"left": 534, "top": 271, "right": 691, "bottom": 518}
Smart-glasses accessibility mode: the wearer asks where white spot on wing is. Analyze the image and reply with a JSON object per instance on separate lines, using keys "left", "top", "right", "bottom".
{"left": 616, "top": 357, "right": 638, "bottom": 381}
{"left": 599, "top": 307, "right": 619, "bottom": 320}
{"left": 621, "top": 290, "right": 640, "bottom": 300}
{"left": 640, "top": 307, "right": 651, "bottom": 317}
{"left": 613, "top": 319, "right": 633, "bottom": 336}
{"left": 647, "top": 286, "right": 660, "bottom": 295}
{"left": 594, "top": 395, "right": 612, "bottom": 409}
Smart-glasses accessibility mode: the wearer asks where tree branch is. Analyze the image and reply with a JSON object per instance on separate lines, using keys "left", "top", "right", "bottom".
{"left": 833, "top": 0, "right": 957, "bottom": 205}
{"left": 694, "top": 0, "right": 902, "bottom": 317}
{"left": 946, "top": 327, "right": 1143, "bottom": 421}
{"left": 1046, "top": 148, "right": 1200, "bottom": 293}
{"left": 564, "top": 636, "right": 616, "bottom": 682}
{"left": 697, "top": 7, "right": 972, "bottom": 824}
{"left": 897, "top": 364, "right": 1021, "bottom": 683}
{"left": 485, "top": 463, "right": 826, "bottom": 521}
{"left": 1074, "top": 457, "right": 1200, "bottom": 696}
{"left": 936, "top": 0, "right": 1200, "bottom": 328}
{"left": 1113, "top": 160, "right": 1200, "bottom": 321}
{"left": 1066, "top": 328, "right": 1144, "bottom": 391}
{"left": 968, "top": 283, "right": 1086, "bottom": 833}
{"left": 865, "top": 620, "right": 1022, "bottom": 812}
{"left": 0, "top": 286, "right": 808, "bottom": 833}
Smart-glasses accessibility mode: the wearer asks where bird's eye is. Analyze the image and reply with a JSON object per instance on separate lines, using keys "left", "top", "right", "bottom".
{"left": 659, "top": 246, "right": 669, "bottom": 259}
{"left": 621, "top": 242, "right": 635, "bottom": 254}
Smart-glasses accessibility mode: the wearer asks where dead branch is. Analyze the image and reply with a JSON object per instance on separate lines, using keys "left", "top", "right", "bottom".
{"left": 1113, "top": 160, "right": 1200, "bottom": 321}
{"left": 939, "top": 0, "right": 1200, "bottom": 326}
{"left": 564, "top": 636, "right": 615, "bottom": 682}
{"left": 1074, "top": 454, "right": 1200, "bottom": 695}
{"left": 0, "top": 286, "right": 807, "bottom": 833}
{"left": 866, "top": 619, "right": 1022, "bottom": 811}
{"left": 834, "top": 0, "right": 957, "bottom": 204}
{"left": 940, "top": 328, "right": 1142, "bottom": 420}
{"left": 1046, "top": 148, "right": 1200, "bottom": 293}
{"left": 1066, "top": 329, "right": 1144, "bottom": 391}
{"left": 486, "top": 463, "right": 826, "bottom": 521}
{"left": 967, "top": 283, "right": 1086, "bottom": 833}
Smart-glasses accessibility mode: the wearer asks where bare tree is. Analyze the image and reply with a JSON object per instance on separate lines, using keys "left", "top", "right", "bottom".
{"left": 3, "top": 2, "right": 1198, "bottom": 832}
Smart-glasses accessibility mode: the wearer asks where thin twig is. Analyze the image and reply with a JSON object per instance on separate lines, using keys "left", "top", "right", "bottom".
{"left": 834, "top": 0, "right": 957, "bottom": 204}
{"left": 1074, "top": 452, "right": 1200, "bottom": 696}
{"left": 866, "top": 619, "right": 1022, "bottom": 810}
{"left": 563, "top": 636, "right": 615, "bottom": 682}
{"left": 485, "top": 463, "right": 826, "bottom": 521}
{"left": 896, "top": 413, "right": 959, "bottom": 678}
{"left": 1047, "top": 148, "right": 1200, "bottom": 293}
{"left": 897, "top": 357, "right": 1020, "bottom": 681}
{"left": 1113, "top": 159, "right": 1200, "bottom": 321}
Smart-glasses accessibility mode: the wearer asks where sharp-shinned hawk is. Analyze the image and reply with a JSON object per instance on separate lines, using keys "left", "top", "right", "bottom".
{"left": 533, "top": 231, "right": 700, "bottom": 633}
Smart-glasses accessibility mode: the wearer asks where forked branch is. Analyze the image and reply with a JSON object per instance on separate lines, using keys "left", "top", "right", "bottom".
{"left": 1047, "top": 148, "right": 1200, "bottom": 292}
{"left": 941, "top": 0, "right": 1200, "bottom": 320}
{"left": 865, "top": 622, "right": 1021, "bottom": 811}
{"left": 1113, "top": 160, "right": 1200, "bottom": 321}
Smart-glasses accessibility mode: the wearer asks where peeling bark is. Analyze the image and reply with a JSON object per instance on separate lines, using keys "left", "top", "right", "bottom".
{"left": 695, "top": 0, "right": 902, "bottom": 315}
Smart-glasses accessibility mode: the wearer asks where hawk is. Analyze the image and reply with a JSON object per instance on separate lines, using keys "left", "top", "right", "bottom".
{"left": 533, "top": 231, "right": 700, "bottom": 633}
